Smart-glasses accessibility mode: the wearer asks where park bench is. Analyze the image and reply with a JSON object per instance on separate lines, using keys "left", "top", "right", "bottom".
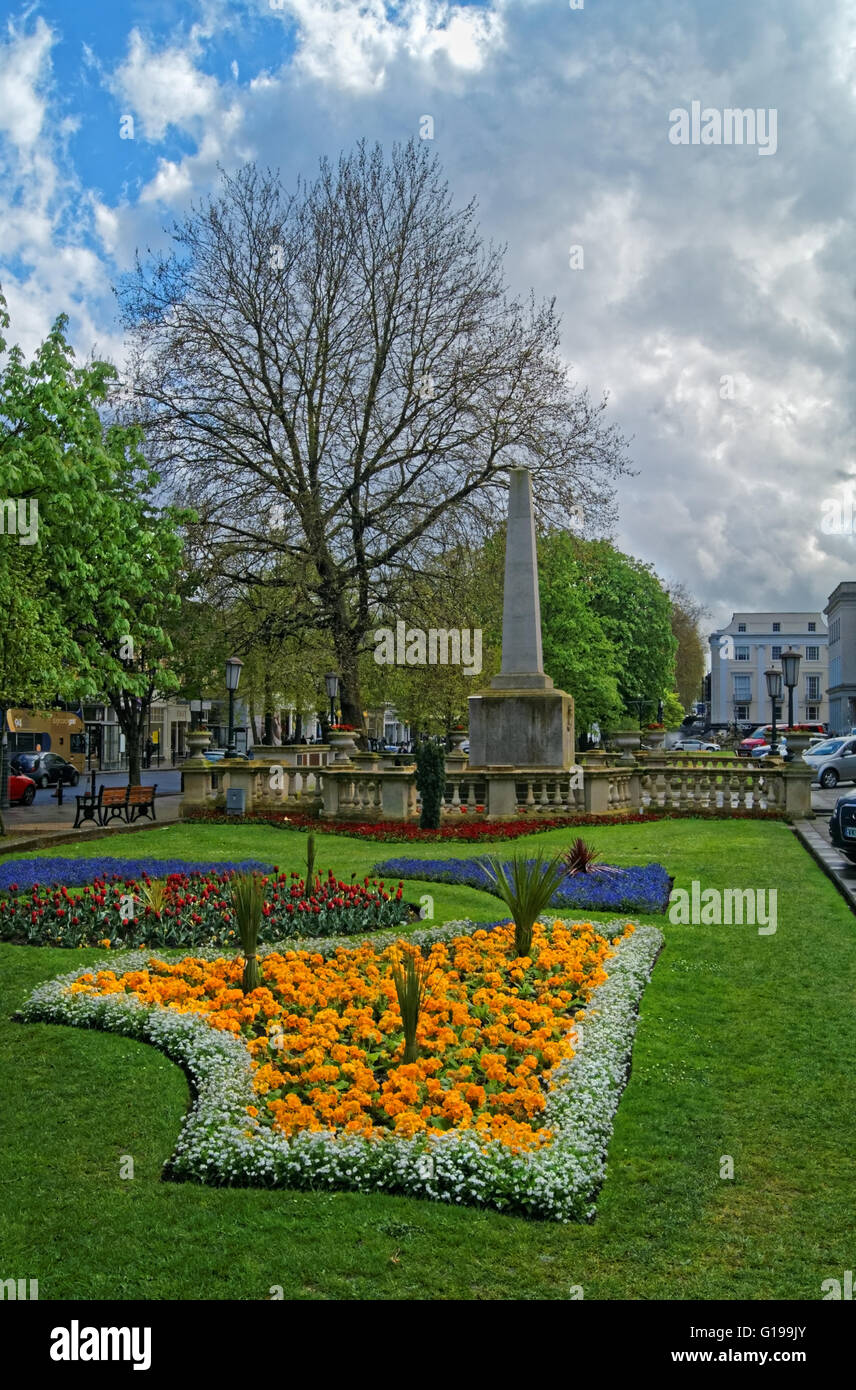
{"left": 73, "top": 784, "right": 157, "bottom": 829}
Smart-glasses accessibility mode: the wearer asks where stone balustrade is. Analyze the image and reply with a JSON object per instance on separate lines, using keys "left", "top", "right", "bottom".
{"left": 180, "top": 747, "right": 814, "bottom": 822}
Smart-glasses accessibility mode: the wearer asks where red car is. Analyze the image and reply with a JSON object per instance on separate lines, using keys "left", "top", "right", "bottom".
{"left": 737, "top": 722, "right": 827, "bottom": 757}
{"left": 9, "top": 772, "right": 36, "bottom": 805}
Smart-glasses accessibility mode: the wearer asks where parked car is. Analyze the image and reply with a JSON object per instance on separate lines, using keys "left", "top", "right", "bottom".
{"left": 671, "top": 738, "right": 721, "bottom": 752}
{"left": 748, "top": 740, "right": 794, "bottom": 762}
{"left": 8, "top": 772, "right": 36, "bottom": 805}
{"left": 202, "top": 749, "right": 227, "bottom": 762}
{"left": 802, "top": 737, "right": 856, "bottom": 788}
{"left": 10, "top": 752, "right": 80, "bottom": 788}
{"left": 737, "top": 722, "right": 827, "bottom": 757}
{"left": 828, "top": 791, "right": 856, "bottom": 862}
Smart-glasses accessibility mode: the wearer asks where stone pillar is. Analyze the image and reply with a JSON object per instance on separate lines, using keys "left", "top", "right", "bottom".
{"left": 583, "top": 769, "right": 611, "bottom": 814}
{"left": 468, "top": 468, "right": 575, "bottom": 770}
{"left": 378, "top": 771, "right": 418, "bottom": 820}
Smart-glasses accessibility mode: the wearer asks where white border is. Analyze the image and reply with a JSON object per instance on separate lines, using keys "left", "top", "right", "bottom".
{"left": 17, "top": 919, "right": 663, "bottom": 1222}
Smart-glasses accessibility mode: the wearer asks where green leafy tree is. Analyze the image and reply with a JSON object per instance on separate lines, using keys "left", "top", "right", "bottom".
{"left": 0, "top": 296, "right": 188, "bottom": 796}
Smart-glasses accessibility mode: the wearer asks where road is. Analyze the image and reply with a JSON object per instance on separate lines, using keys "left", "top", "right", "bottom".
{"left": 4, "top": 766, "right": 183, "bottom": 832}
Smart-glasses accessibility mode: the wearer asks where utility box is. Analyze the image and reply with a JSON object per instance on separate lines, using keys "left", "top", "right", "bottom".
{"left": 226, "top": 787, "right": 246, "bottom": 816}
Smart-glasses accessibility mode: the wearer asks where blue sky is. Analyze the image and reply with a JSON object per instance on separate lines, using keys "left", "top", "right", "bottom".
{"left": 1, "top": 0, "right": 855, "bottom": 627}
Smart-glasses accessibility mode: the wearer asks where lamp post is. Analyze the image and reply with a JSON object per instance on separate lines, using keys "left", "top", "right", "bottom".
{"left": 225, "top": 657, "right": 243, "bottom": 756}
{"left": 780, "top": 648, "right": 802, "bottom": 732}
{"left": 764, "top": 666, "right": 783, "bottom": 757}
{"left": 324, "top": 672, "right": 340, "bottom": 728}
{"left": 189, "top": 698, "right": 203, "bottom": 731}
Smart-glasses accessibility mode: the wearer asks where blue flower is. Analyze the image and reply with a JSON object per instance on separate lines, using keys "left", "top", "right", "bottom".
{"left": 370, "top": 857, "right": 673, "bottom": 914}
{"left": 0, "top": 857, "right": 275, "bottom": 893}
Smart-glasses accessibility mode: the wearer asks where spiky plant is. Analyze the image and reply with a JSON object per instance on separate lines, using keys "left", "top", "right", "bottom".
{"left": 481, "top": 851, "right": 567, "bottom": 958}
{"left": 306, "top": 832, "right": 316, "bottom": 891}
{"left": 390, "top": 946, "right": 433, "bottom": 1064}
{"left": 230, "top": 873, "right": 265, "bottom": 992}
{"left": 560, "top": 837, "right": 621, "bottom": 877}
{"left": 139, "top": 878, "right": 168, "bottom": 915}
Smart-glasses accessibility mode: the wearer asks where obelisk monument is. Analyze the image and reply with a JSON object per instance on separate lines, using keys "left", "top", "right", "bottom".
{"left": 468, "top": 469, "right": 575, "bottom": 803}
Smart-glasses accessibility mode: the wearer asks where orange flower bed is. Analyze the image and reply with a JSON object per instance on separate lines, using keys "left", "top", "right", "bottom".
{"left": 70, "top": 920, "right": 633, "bottom": 1152}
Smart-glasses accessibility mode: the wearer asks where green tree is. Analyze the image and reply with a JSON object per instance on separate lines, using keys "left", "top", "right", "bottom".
{"left": 121, "top": 142, "right": 630, "bottom": 733}
{"left": 0, "top": 297, "right": 188, "bottom": 796}
{"left": 669, "top": 581, "right": 708, "bottom": 712}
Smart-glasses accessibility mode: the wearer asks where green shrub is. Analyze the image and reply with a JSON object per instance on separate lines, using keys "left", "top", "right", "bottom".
{"left": 415, "top": 741, "right": 446, "bottom": 830}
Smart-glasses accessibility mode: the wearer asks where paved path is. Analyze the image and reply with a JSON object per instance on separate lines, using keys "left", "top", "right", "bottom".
{"left": 0, "top": 767, "right": 184, "bottom": 853}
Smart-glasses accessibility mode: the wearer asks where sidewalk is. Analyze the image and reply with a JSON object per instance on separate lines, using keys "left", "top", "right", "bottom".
{"left": 793, "top": 818, "right": 856, "bottom": 917}
{"left": 0, "top": 788, "right": 183, "bottom": 856}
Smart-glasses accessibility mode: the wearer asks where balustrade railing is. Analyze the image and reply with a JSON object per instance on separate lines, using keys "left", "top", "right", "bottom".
{"left": 180, "top": 749, "right": 811, "bottom": 822}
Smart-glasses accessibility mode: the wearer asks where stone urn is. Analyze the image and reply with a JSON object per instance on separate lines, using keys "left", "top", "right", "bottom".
{"left": 449, "top": 728, "right": 469, "bottom": 753}
{"left": 643, "top": 726, "right": 666, "bottom": 749}
{"left": 186, "top": 727, "right": 212, "bottom": 757}
{"left": 327, "top": 730, "right": 358, "bottom": 764}
{"left": 609, "top": 728, "right": 642, "bottom": 752}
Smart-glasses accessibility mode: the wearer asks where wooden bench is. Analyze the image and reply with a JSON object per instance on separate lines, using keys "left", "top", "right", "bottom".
{"left": 126, "top": 784, "right": 157, "bottom": 824}
{"left": 73, "top": 784, "right": 157, "bottom": 829}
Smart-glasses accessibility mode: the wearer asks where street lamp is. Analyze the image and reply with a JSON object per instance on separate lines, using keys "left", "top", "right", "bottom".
{"left": 764, "top": 666, "right": 783, "bottom": 757}
{"left": 225, "top": 657, "right": 243, "bottom": 755}
{"left": 779, "top": 648, "right": 802, "bottom": 732}
{"left": 189, "top": 697, "right": 204, "bottom": 731}
{"left": 324, "top": 672, "right": 340, "bottom": 727}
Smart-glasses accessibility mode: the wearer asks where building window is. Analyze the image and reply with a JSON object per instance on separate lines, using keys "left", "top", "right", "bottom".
{"left": 733, "top": 676, "right": 751, "bottom": 701}
{"left": 829, "top": 618, "right": 840, "bottom": 645}
{"left": 806, "top": 646, "right": 819, "bottom": 661}
{"left": 806, "top": 676, "right": 821, "bottom": 701}
{"left": 806, "top": 706, "right": 818, "bottom": 720}
{"left": 772, "top": 622, "right": 781, "bottom": 632}
{"left": 737, "top": 623, "right": 746, "bottom": 633}
{"left": 808, "top": 622, "right": 816, "bottom": 632}
{"left": 735, "top": 645, "right": 750, "bottom": 661}
{"left": 734, "top": 705, "right": 749, "bottom": 720}
{"left": 771, "top": 646, "right": 782, "bottom": 661}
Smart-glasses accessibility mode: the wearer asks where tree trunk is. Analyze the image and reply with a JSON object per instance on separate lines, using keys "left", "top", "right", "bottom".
{"left": 333, "top": 630, "right": 365, "bottom": 740}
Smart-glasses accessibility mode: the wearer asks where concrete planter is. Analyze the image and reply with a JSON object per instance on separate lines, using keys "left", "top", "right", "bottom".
{"left": 186, "top": 728, "right": 212, "bottom": 756}
{"left": 609, "top": 729, "right": 642, "bottom": 751}
{"left": 328, "top": 732, "right": 357, "bottom": 764}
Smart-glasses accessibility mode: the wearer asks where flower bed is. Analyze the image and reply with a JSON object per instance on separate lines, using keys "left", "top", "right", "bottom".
{"left": 0, "top": 856, "right": 274, "bottom": 894}
{"left": 183, "top": 807, "right": 789, "bottom": 839}
{"left": 372, "top": 856, "right": 673, "bottom": 914}
{"left": 0, "top": 869, "right": 408, "bottom": 949}
{"left": 16, "top": 917, "right": 663, "bottom": 1220}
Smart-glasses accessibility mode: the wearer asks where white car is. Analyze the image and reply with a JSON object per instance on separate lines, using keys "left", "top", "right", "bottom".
{"left": 802, "top": 737, "right": 856, "bottom": 788}
{"left": 672, "top": 738, "right": 721, "bottom": 752}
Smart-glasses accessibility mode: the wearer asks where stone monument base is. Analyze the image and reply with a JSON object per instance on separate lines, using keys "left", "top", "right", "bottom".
{"left": 468, "top": 687, "right": 575, "bottom": 772}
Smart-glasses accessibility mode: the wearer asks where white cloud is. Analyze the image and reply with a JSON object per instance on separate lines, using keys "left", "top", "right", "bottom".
{"left": 109, "top": 28, "right": 222, "bottom": 141}
{"left": 275, "top": 0, "right": 505, "bottom": 93}
{"left": 0, "top": 15, "right": 53, "bottom": 150}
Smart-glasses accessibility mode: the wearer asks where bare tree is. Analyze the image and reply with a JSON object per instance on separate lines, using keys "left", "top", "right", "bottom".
{"left": 120, "top": 140, "right": 631, "bottom": 730}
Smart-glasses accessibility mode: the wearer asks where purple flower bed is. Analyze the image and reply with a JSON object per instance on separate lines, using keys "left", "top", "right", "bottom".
{"left": 371, "top": 856, "right": 673, "bottom": 915}
{"left": 0, "top": 856, "right": 274, "bottom": 894}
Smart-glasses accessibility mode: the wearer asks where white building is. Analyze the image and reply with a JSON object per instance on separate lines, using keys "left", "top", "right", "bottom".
{"left": 708, "top": 612, "right": 829, "bottom": 728}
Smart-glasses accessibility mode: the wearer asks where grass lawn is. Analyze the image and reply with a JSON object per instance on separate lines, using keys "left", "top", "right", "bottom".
{"left": 1, "top": 817, "right": 854, "bottom": 1300}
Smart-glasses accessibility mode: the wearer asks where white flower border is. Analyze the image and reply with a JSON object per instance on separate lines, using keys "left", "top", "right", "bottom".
{"left": 16, "top": 917, "right": 663, "bottom": 1222}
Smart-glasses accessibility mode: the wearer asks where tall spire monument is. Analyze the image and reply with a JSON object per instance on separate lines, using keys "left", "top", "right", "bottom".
{"left": 468, "top": 468, "right": 575, "bottom": 814}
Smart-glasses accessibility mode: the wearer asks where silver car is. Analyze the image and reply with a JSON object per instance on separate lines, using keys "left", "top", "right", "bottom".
{"left": 802, "top": 737, "right": 856, "bottom": 788}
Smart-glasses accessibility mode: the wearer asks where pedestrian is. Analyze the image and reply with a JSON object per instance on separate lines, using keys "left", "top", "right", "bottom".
{"left": 144, "top": 736, "right": 154, "bottom": 768}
